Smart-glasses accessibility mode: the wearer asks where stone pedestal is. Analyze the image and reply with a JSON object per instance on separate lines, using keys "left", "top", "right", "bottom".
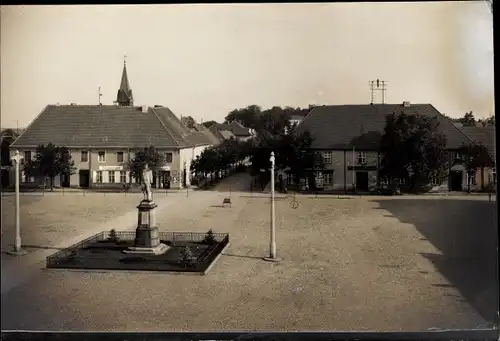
{"left": 123, "top": 199, "right": 169, "bottom": 255}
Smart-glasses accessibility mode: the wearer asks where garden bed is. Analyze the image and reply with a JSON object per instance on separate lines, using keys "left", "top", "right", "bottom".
{"left": 46, "top": 231, "right": 229, "bottom": 274}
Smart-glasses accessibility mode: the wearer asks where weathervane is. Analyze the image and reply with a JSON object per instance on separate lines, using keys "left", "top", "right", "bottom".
{"left": 124, "top": 53, "right": 127, "bottom": 65}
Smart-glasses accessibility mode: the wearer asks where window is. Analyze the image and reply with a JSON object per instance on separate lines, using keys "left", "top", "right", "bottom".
{"left": 109, "top": 171, "right": 115, "bottom": 183}
{"left": 431, "top": 177, "right": 441, "bottom": 186}
{"left": 81, "top": 151, "right": 88, "bottom": 162}
{"left": 98, "top": 151, "right": 106, "bottom": 163}
{"left": 23, "top": 172, "right": 34, "bottom": 183}
{"left": 468, "top": 173, "right": 476, "bottom": 186}
{"left": 21, "top": 151, "right": 31, "bottom": 165}
{"left": 492, "top": 168, "right": 497, "bottom": 184}
{"left": 96, "top": 171, "right": 103, "bottom": 183}
{"left": 322, "top": 152, "right": 332, "bottom": 165}
{"left": 120, "top": 171, "right": 127, "bottom": 183}
{"left": 357, "top": 152, "right": 366, "bottom": 164}
{"left": 166, "top": 152, "right": 173, "bottom": 163}
{"left": 323, "top": 171, "right": 333, "bottom": 185}
{"left": 116, "top": 152, "right": 124, "bottom": 163}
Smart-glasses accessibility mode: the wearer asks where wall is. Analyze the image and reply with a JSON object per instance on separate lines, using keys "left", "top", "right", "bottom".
{"left": 179, "top": 144, "right": 210, "bottom": 188}
{"left": 321, "top": 150, "right": 379, "bottom": 191}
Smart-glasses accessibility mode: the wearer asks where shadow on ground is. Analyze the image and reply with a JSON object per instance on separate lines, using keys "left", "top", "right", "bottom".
{"left": 374, "top": 198, "right": 498, "bottom": 323}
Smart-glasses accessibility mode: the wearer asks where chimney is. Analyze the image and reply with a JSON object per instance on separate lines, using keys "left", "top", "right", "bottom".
{"left": 403, "top": 101, "right": 411, "bottom": 108}
{"left": 141, "top": 105, "right": 148, "bottom": 113}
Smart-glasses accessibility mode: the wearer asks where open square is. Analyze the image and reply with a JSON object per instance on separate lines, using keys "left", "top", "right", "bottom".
{"left": 1, "top": 187, "right": 497, "bottom": 331}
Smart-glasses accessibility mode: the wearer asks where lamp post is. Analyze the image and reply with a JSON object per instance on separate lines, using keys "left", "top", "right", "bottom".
{"left": 8, "top": 150, "right": 27, "bottom": 256}
{"left": 264, "top": 151, "right": 280, "bottom": 262}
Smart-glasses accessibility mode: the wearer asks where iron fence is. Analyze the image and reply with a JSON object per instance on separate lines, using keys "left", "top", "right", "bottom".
{"left": 46, "top": 230, "right": 229, "bottom": 270}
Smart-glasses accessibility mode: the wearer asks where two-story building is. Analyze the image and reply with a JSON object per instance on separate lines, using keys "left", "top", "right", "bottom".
{"left": 295, "top": 102, "right": 476, "bottom": 192}
{"left": 9, "top": 60, "right": 215, "bottom": 189}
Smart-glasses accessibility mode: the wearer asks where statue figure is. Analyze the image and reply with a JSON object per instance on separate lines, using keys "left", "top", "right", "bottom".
{"left": 141, "top": 164, "right": 153, "bottom": 202}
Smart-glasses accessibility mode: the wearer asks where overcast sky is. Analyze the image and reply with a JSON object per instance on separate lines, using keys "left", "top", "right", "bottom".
{"left": 0, "top": 2, "right": 494, "bottom": 128}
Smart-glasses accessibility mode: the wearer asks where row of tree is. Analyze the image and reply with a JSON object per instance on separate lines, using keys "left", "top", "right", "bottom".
{"left": 444, "top": 111, "right": 495, "bottom": 127}
{"left": 190, "top": 105, "right": 325, "bottom": 190}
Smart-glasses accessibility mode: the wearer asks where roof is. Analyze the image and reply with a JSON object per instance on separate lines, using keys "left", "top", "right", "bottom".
{"left": 11, "top": 105, "right": 213, "bottom": 149}
{"left": 213, "top": 122, "right": 252, "bottom": 137}
{"left": 229, "top": 121, "right": 252, "bottom": 136}
{"left": 219, "top": 130, "right": 236, "bottom": 140}
{"left": 296, "top": 104, "right": 472, "bottom": 150}
{"left": 459, "top": 126, "right": 496, "bottom": 158}
{"left": 192, "top": 124, "right": 221, "bottom": 145}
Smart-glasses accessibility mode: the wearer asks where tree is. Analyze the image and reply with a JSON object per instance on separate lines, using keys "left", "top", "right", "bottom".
{"left": 460, "top": 111, "right": 476, "bottom": 127}
{"left": 458, "top": 143, "right": 494, "bottom": 192}
{"left": 224, "top": 105, "right": 262, "bottom": 129}
{"left": 23, "top": 143, "right": 76, "bottom": 189}
{"left": 181, "top": 116, "right": 196, "bottom": 129}
{"left": 1, "top": 129, "right": 19, "bottom": 166}
{"left": 201, "top": 120, "right": 218, "bottom": 128}
{"left": 128, "top": 145, "right": 166, "bottom": 185}
{"left": 380, "top": 113, "right": 448, "bottom": 192}
{"left": 248, "top": 118, "right": 324, "bottom": 190}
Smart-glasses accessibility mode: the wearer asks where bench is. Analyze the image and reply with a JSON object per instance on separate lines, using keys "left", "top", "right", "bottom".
{"left": 222, "top": 197, "right": 232, "bottom": 207}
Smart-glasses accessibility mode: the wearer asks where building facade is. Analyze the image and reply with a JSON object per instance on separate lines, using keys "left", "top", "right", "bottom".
{"left": 295, "top": 103, "right": 487, "bottom": 192}
{"left": 9, "top": 60, "right": 215, "bottom": 189}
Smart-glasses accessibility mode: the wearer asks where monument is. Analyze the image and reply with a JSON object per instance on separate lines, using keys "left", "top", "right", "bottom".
{"left": 124, "top": 164, "right": 169, "bottom": 255}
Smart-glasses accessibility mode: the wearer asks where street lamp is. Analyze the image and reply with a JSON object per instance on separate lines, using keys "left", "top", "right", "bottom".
{"left": 263, "top": 151, "right": 280, "bottom": 262}
{"left": 7, "top": 150, "right": 27, "bottom": 256}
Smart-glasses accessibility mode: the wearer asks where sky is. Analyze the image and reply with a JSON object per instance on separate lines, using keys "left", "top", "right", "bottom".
{"left": 0, "top": 2, "right": 494, "bottom": 129}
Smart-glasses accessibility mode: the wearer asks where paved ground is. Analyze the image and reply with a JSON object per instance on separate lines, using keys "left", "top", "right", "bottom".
{"left": 1, "top": 177, "right": 497, "bottom": 331}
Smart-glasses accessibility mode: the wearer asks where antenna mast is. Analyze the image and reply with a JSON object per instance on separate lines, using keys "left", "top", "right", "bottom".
{"left": 98, "top": 86, "right": 103, "bottom": 105}
{"left": 369, "top": 79, "right": 387, "bottom": 104}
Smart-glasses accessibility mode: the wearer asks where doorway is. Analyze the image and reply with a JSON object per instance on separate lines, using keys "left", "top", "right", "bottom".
{"left": 1, "top": 169, "right": 9, "bottom": 189}
{"left": 79, "top": 170, "right": 90, "bottom": 188}
{"left": 60, "top": 173, "right": 70, "bottom": 188}
{"left": 356, "top": 171, "right": 369, "bottom": 191}
{"left": 450, "top": 170, "right": 463, "bottom": 191}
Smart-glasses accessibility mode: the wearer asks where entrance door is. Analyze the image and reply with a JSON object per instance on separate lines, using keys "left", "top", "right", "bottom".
{"left": 161, "top": 171, "right": 171, "bottom": 189}
{"left": 61, "top": 173, "right": 70, "bottom": 188}
{"left": 79, "top": 170, "right": 90, "bottom": 188}
{"left": 450, "top": 170, "right": 463, "bottom": 191}
{"left": 1, "top": 169, "right": 9, "bottom": 189}
{"left": 356, "top": 171, "right": 369, "bottom": 191}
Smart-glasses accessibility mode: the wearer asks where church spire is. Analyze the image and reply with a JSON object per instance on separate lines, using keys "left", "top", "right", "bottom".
{"left": 116, "top": 54, "right": 133, "bottom": 106}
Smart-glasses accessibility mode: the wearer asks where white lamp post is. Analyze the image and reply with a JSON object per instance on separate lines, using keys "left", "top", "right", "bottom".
{"left": 8, "top": 150, "right": 27, "bottom": 256}
{"left": 264, "top": 151, "right": 280, "bottom": 262}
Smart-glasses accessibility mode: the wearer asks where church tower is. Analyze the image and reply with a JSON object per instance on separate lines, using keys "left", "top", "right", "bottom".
{"left": 116, "top": 55, "right": 134, "bottom": 106}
